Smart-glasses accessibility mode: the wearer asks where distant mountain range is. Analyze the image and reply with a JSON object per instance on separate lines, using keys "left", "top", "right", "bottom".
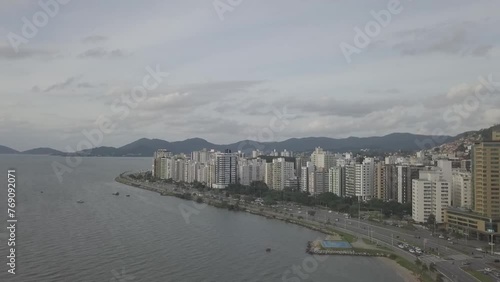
{"left": 0, "top": 146, "right": 64, "bottom": 155}
{"left": 0, "top": 132, "right": 457, "bottom": 157}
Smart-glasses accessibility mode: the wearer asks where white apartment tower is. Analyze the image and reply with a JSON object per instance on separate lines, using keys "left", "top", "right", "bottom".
{"left": 452, "top": 170, "right": 472, "bottom": 209}
{"left": 270, "top": 158, "right": 295, "bottom": 190}
{"left": 328, "top": 166, "right": 345, "bottom": 197}
{"left": 355, "top": 158, "right": 374, "bottom": 200}
{"left": 300, "top": 162, "right": 315, "bottom": 193}
{"left": 311, "top": 147, "right": 336, "bottom": 170}
{"left": 412, "top": 170, "right": 451, "bottom": 224}
{"left": 239, "top": 158, "right": 266, "bottom": 186}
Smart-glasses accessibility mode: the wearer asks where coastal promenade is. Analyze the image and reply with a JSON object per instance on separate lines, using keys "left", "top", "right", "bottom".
{"left": 116, "top": 173, "right": 484, "bottom": 282}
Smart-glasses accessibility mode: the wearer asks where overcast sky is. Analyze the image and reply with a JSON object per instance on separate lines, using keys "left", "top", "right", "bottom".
{"left": 1, "top": 0, "right": 500, "bottom": 151}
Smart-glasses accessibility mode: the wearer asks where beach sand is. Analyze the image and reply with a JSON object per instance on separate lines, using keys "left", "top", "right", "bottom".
{"left": 377, "top": 257, "right": 420, "bottom": 282}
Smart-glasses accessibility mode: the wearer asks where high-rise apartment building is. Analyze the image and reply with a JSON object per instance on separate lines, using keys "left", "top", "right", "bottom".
{"left": 212, "top": 151, "right": 238, "bottom": 189}
{"left": 270, "top": 158, "right": 295, "bottom": 190}
{"left": 238, "top": 158, "right": 266, "bottom": 186}
{"left": 452, "top": 169, "right": 472, "bottom": 209}
{"left": 397, "top": 165, "right": 421, "bottom": 204}
{"left": 355, "top": 158, "right": 374, "bottom": 200}
{"left": 311, "top": 147, "right": 336, "bottom": 170}
{"left": 152, "top": 149, "right": 173, "bottom": 178}
{"left": 472, "top": 131, "right": 500, "bottom": 218}
{"left": 300, "top": 162, "right": 315, "bottom": 193}
{"left": 374, "top": 163, "right": 397, "bottom": 201}
{"left": 412, "top": 170, "right": 451, "bottom": 224}
{"left": 345, "top": 163, "right": 356, "bottom": 197}
{"left": 328, "top": 166, "right": 345, "bottom": 197}
{"left": 311, "top": 169, "right": 328, "bottom": 195}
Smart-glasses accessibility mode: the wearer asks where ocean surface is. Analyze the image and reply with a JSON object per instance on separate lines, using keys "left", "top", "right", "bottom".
{"left": 0, "top": 155, "right": 405, "bottom": 282}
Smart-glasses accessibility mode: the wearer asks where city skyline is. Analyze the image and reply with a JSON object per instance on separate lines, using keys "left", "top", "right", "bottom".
{"left": 1, "top": 0, "right": 500, "bottom": 151}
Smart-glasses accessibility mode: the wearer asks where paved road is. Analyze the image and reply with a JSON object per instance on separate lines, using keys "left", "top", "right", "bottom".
{"left": 279, "top": 206, "right": 496, "bottom": 282}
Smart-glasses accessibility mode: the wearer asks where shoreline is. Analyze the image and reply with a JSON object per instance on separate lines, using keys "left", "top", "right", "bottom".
{"left": 376, "top": 257, "right": 421, "bottom": 282}
{"left": 116, "top": 174, "right": 423, "bottom": 282}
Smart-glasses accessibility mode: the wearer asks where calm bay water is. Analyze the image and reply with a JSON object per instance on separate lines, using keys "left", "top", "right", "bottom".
{"left": 0, "top": 155, "right": 405, "bottom": 282}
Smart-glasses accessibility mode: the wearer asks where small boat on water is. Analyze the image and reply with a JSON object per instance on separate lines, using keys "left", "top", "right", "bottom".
{"left": 126, "top": 195, "right": 130, "bottom": 197}
{"left": 77, "top": 200, "right": 84, "bottom": 204}
{"left": 266, "top": 248, "right": 272, "bottom": 252}
{"left": 112, "top": 192, "right": 120, "bottom": 196}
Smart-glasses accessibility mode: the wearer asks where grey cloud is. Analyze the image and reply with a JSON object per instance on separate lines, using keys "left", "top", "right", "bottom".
{"left": 133, "top": 80, "right": 265, "bottom": 112}
{"left": 33, "top": 76, "right": 104, "bottom": 93}
{"left": 285, "top": 97, "right": 412, "bottom": 118}
{"left": 0, "top": 45, "right": 54, "bottom": 60}
{"left": 216, "top": 95, "right": 410, "bottom": 119}
{"left": 398, "top": 28, "right": 467, "bottom": 56}
{"left": 82, "top": 35, "right": 108, "bottom": 44}
{"left": 468, "top": 45, "right": 493, "bottom": 56}
{"left": 422, "top": 81, "right": 500, "bottom": 109}
{"left": 165, "top": 115, "right": 248, "bottom": 136}
{"left": 43, "top": 76, "right": 81, "bottom": 92}
{"left": 214, "top": 100, "right": 269, "bottom": 115}
{"left": 278, "top": 107, "right": 423, "bottom": 140}
{"left": 168, "top": 80, "right": 265, "bottom": 94}
{"left": 77, "top": 82, "right": 106, "bottom": 89}
{"left": 392, "top": 21, "right": 493, "bottom": 57}
{"left": 78, "top": 48, "right": 128, "bottom": 58}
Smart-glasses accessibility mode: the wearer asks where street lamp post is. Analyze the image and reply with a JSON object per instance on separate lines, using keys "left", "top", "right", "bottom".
{"left": 358, "top": 196, "right": 361, "bottom": 228}
{"left": 490, "top": 233, "right": 495, "bottom": 256}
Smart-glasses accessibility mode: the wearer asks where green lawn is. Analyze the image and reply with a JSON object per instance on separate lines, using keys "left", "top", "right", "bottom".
{"left": 393, "top": 257, "right": 434, "bottom": 282}
{"left": 362, "top": 238, "right": 375, "bottom": 245}
{"left": 464, "top": 268, "right": 493, "bottom": 282}
{"left": 324, "top": 226, "right": 357, "bottom": 243}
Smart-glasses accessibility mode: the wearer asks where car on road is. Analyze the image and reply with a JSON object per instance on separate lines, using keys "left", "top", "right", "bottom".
{"left": 328, "top": 210, "right": 332, "bottom": 213}
{"left": 476, "top": 248, "right": 484, "bottom": 252}
{"left": 409, "top": 249, "right": 415, "bottom": 253}
{"left": 398, "top": 244, "right": 404, "bottom": 249}
{"left": 462, "top": 262, "right": 471, "bottom": 266}
{"left": 416, "top": 249, "right": 422, "bottom": 254}
{"left": 484, "top": 268, "right": 492, "bottom": 273}
{"left": 439, "top": 235, "right": 445, "bottom": 239}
